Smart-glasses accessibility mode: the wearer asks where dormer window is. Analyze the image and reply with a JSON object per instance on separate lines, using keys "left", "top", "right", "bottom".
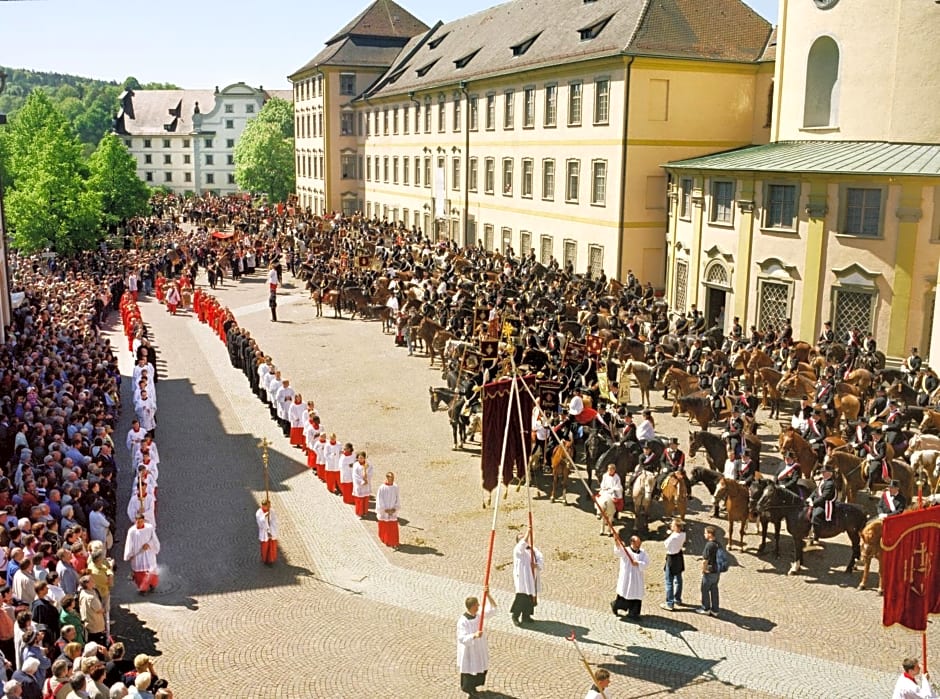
{"left": 454, "top": 49, "right": 481, "bottom": 70}
{"left": 511, "top": 32, "right": 542, "bottom": 57}
{"left": 416, "top": 59, "right": 439, "bottom": 77}
{"left": 578, "top": 14, "right": 613, "bottom": 40}
{"left": 428, "top": 32, "right": 450, "bottom": 50}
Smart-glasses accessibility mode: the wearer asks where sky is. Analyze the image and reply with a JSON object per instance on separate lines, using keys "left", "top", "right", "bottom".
{"left": 0, "top": 0, "right": 779, "bottom": 90}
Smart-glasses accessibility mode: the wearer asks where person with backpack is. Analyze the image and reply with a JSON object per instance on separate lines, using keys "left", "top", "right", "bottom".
{"left": 697, "top": 526, "right": 724, "bottom": 618}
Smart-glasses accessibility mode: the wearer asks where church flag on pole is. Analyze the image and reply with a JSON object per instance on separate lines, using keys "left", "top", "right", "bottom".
{"left": 881, "top": 506, "right": 940, "bottom": 631}
{"left": 481, "top": 376, "right": 535, "bottom": 492}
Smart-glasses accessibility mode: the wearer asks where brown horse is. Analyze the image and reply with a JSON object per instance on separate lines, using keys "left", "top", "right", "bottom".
{"left": 672, "top": 393, "right": 721, "bottom": 430}
{"left": 919, "top": 409, "right": 940, "bottom": 434}
{"left": 824, "top": 451, "right": 913, "bottom": 501}
{"left": 662, "top": 367, "right": 700, "bottom": 400}
{"left": 713, "top": 476, "right": 753, "bottom": 550}
{"left": 756, "top": 367, "right": 785, "bottom": 418}
{"left": 746, "top": 349, "right": 775, "bottom": 390}
{"left": 858, "top": 518, "right": 883, "bottom": 593}
{"left": 777, "top": 428, "right": 817, "bottom": 478}
{"left": 791, "top": 341, "right": 814, "bottom": 364}
{"left": 660, "top": 472, "right": 688, "bottom": 520}
{"left": 777, "top": 373, "right": 861, "bottom": 429}
{"left": 549, "top": 439, "right": 573, "bottom": 503}
{"left": 843, "top": 368, "right": 874, "bottom": 398}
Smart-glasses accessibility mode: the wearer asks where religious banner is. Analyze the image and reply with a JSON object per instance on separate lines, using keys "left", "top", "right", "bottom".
{"left": 537, "top": 381, "right": 562, "bottom": 413}
{"left": 462, "top": 351, "right": 482, "bottom": 373}
{"left": 358, "top": 255, "right": 371, "bottom": 268}
{"left": 565, "top": 341, "right": 586, "bottom": 364}
{"left": 473, "top": 307, "right": 489, "bottom": 330}
{"left": 585, "top": 334, "right": 604, "bottom": 357}
{"left": 881, "top": 506, "right": 940, "bottom": 631}
{"left": 480, "top": 339, "right": 499, "bottom": 364}
{"left": 481, "top": 376, "right": 535, "bottom": 492}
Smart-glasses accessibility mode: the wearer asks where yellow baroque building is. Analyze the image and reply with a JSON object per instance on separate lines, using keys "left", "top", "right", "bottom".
{"left": 289, "top": 0, "right": 774, "bottom": 286}
{"left": 664, "top": 0, "right": 940, "bottom": 365}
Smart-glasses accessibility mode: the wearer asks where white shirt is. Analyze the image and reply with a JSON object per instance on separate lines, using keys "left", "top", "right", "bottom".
{"left": 892, "top": 673, "right": 938, "bottom": 699}
{"left": 615, "top": 544, "right": 649, "bottom": 600}
{"left": 664, "top": 530, "right": 686, "bottom": 555}
{"left": 256, "top": 508, "right": 278, "bottom": 542}
{"left": 568, "top": 395, "right": 584, "bottom": 416}
{"left": 375, "top": 482, "right": 401, "bottom": 522}
{"left": 723, "top": 458, "right": 740, "bottom": 480}
{"left": 512, "top": 537, "right": 543, "bottom": 596}
{"left": 123, "top": 523, "right": 160, "bottom": 573}
{"left": 456, "top": 612, "right": 489, "bottom": 674}
{"left": 636, "top": 420, "right": 656, "bottom": 443}
{"left": 352, "top": 462, "right": 374, "bottom": 497}
{"left": 339, "top": 452, "right": 356, "bottom": 484}
{"left": 599, "top": 472, "right": 623, "bottom": 500}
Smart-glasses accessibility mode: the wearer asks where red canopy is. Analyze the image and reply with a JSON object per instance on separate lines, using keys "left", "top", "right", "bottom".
{"left": 211, "top": 230, "right": 234, "bottom": 240}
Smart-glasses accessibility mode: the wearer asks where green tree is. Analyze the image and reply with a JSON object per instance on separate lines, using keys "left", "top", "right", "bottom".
{"left": 234, "top": 98, "right": 295, "bottom": 202}
{"left": 88, "top": 133, "right": 150, "bottom": 228}
{"left": 3, "top": 90, "right": 100, "bottom": 253}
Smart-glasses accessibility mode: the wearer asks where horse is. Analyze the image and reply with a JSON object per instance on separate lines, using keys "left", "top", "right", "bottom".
{"left": 843, "top": 368, "right": 874, "bottom": 398}
{"left": 689, "top": 429, "right": 761, "bottom": 472}
{"left": 918, "top": 409, "right": 940, "bottom": 434}
{"left": 824, "top": 452, "right": 915, "bottom": 501}
{"left": 906, "top": 432, "right": 940, "bottom": 456}
{"left": 549, "top": 438, "right": 573, "bottom": 503}
{"left": 713, "top": 477, "right": 752, "bottom": 550}
{"left": 660, "top": 472, "right": 688, "bottom": 521}
{"left": 632, "top": 470, "right": 657, "bottom": 532}
{"left": 858, "top": 518, "right": 884, "bottom": 593}
{"left": 777, "top": 373, "right": 860, "bottom": 430}
{"left": 672, "top": 393, "right": 720, "bottom": 430}
{"left": 688, "top": 466, "right": 723, "bottom": 517}
{"left": 748, "top": 478, "right": 784, "bottom": 557}
{"left": 596, "top": 492, "right": 617, "bottom": 536}
{"left": 619, "top": 359, "right": 655, "bottom": 408}
{"left": 746, "top": 349, "right": 775, "bottom": 390}
{"left": 416, "top": 317, "right": 448, "bottom": 366}
{"left": 447, "top": 396, "right": 469, "bottom": 449}
{"left": 907, "top": 450, "right": 940, "bottom": 494}
{"left": 583, "top": 426, "right": 614, "bottom": 487}
{"left": 756, "top": 367, "right": 785, "bottom": 419}
{"left": 777, "top": 428, "right": 817, "bottom": 478}
{"left": 753, "top": 481, "right": 867, "bottom": 575}
{"left": 429, "top": 386, "right": 459, "bottom": 412}
{"left": 662, "top": 367, "right": 700, "bottom": 401}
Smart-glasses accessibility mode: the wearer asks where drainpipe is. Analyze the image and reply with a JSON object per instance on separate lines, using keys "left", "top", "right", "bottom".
{"left": 615, "top": 56, "right": 634, "bottom": 282}
{"left": 460, "top": 81, "right": 470, "bottom": 248}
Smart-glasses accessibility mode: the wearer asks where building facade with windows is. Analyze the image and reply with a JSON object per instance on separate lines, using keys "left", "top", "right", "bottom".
{"left": 114, "top": 83, "right": 291, "bottom": 195}
{"left": 663, "top": 0, "right": 940, "bottom": 364}
{"left": 291, "top": 0, "right": 773, "bottom": 285}
{"left": 288, "top": 0, "right": 429, "bottom": 216}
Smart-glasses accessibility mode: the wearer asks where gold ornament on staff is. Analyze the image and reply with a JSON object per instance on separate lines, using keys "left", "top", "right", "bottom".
{"left": 258, "top": 436, "right": 271, "bottom": 503}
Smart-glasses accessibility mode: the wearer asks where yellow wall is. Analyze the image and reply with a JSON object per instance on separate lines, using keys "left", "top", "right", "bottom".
{"left": 774, "top": 0, "right": 940, "bottom": 142}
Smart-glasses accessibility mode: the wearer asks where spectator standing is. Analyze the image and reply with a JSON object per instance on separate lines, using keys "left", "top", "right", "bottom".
{"left": 660, "top": 519, "right": 686, "bottom": 611}
{"left": 697, "top": 526, "right": 721, "bottom": 618}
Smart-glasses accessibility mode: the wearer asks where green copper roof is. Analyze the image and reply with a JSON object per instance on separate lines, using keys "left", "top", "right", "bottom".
{"left": 664, "top": 141, "right": 940, "bottom": 177}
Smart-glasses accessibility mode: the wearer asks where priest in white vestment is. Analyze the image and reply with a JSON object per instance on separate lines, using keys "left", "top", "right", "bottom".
{"left": 123, "top": 513, "right": 160, "bottom": 593}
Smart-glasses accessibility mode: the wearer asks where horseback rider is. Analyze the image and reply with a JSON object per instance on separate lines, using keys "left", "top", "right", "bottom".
{"left": 688, "top": 340, "right": 703, "bottom": 375}
{"left": 808, "top": 463, "right": 838, "bottom": 538}
{"left": 817, "top": 320, "right": 834, "bottom": 353}
{"left": 815, "top": 374, "right": 836, "bottom": 421}
{"left": 776, "top": 451, "right": 802, "bottom": 493}
{"left": 722, "top": 406, "right": 745, "bottom": 458}
{"left": 737, "top": 451, "right": 758, "bottom": 487}
{"left": 748, "top": 325, "right": 762, "bottom": 349}
{"left": 918, "top": 366, "right": 938, "bottom": 407}
{"left": 901, "top": 347, "right": 922, "bottom": 386}
{"left": 691, "top": 310, "right": 707, "bottom": 334}
{"left": 864, "top": 429, "right": 889, "bottom": 492}
{"left": 882, "top": 399, "right": 904, "bottom": 448}
{"left": 848, "top": 415, "right": 872, "bottom": 459}
{"left": 620, "top": 411, "right": 640, "bottom": 454}
{"left": 868, "top": 386, "right": 890, "bottom": 422}
{"left": 709, "top": 367, "right": 728, "bottom": 416}
{"left": 802, "top": 408, "right": 827, "bottom": 463}
{"left": 637, "top": 442, "right": 660, "bottom": 473}
{"left": 876, "top": 480, "right": 907, "bottom": 519}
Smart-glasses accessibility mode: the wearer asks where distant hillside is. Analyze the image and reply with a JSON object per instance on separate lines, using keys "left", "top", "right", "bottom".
{"left": 0, "top": 67, "right": 180, "bottom": 151}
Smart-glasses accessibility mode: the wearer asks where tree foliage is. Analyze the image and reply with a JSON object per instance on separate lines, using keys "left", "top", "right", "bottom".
{"left": 234, "top": 98, "right": 295, "bottom": 202}
{"left": 0, "top": 67, "right": 179, "bottom": 153}
{"left": 88, "top": 133, "right": 151, "bottom": 227}
{"left": 2, "top": 90, "right": 101, "bottom": 254}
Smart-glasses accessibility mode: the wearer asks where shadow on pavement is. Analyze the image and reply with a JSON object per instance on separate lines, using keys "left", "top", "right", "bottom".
{"left": 600, "top": 646, "right": 735, "bottom": 696}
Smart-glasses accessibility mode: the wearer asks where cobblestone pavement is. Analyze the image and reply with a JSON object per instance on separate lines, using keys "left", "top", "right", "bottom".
{"left": 107, "top": 268, "right": 937, "bottom": 698}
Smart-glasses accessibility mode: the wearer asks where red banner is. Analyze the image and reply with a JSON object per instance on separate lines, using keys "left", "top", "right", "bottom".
{"left": 881, "top": 506, "right": 940, "bottom": 631}
{"left": 481, "top": 376, "right": 535, "bottom": 492}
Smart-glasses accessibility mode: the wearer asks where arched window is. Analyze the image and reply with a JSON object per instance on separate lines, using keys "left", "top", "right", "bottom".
{"left": 803, "top": 36, "right": 840, "bottom": 128}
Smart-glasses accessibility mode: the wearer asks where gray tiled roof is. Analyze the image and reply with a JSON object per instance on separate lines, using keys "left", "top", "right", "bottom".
{"left": 121, "top": 90, "right": 217, "bottom": 136}
{"left": 289, "top": 0, "right": 429, "bottom": 78}
{"left": 364, "top": 0, "right": 771, "bottom": 98}
{"left": 664, "top": 141, "right": 940, "bottom": 177}
{"left": 326, "top": 0, "right": 429, "bottom": 44}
